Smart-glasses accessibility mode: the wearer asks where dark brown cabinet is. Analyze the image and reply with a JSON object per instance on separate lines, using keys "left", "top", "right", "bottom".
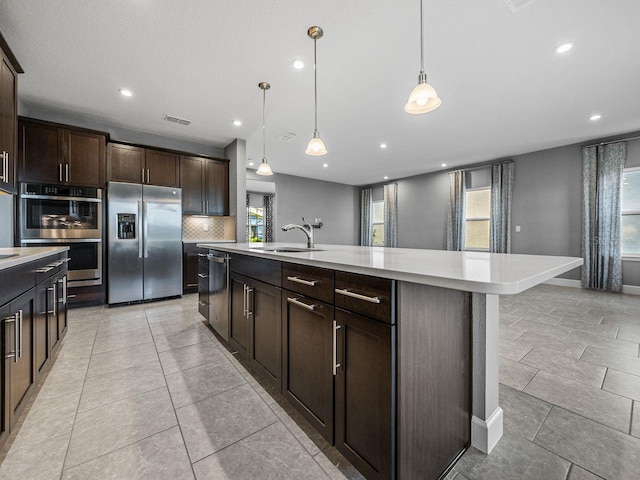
{"left": 34, "top": 280, "right": 49, "bottom": 377}
{"left": 107, "top": 143, "right": 180, "bottom": 187}
{"left": 18, "top": 118, "right": 106, "bottom": 187}
{"left": 335, "top": 308, "right": 395, "bottom": 480}
{"left": 282, "top": 292, "right": 334, "bottom": 442}
{"left": 183, "top": 243, "right": 200, "bottom": 294}
{"left": 180, "top": 155, "right": 229, "bottom": 215}
{"left": 229, "top": 271, "right": 282, "bottom": 389}
{"left": 0, "top": 40, "right": 19, "bottom": 194}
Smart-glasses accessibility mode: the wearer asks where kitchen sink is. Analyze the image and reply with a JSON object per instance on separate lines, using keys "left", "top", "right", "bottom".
{"left": 0, "top": 254, "right": 18, "bottom": 260}
{"left": 254, "top": 247, "right": 326, "bottom": 253}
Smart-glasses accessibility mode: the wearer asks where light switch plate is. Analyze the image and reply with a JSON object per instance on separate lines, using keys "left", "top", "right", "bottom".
{"left": 515, "top": 226, "right": 521, "bottom": 233}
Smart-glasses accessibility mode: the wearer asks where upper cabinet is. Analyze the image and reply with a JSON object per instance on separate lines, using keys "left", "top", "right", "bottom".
{"left": 181, "top": 155, "right": 229, "bottom": 215}
{"left": 107, "top": 142, "right": 179, "bottom": 188}
{"left": 0, "top": 32, "right": 22, "bottom": 195}
{"left": 18, "top": 118, "right": 106, "bottom": 188}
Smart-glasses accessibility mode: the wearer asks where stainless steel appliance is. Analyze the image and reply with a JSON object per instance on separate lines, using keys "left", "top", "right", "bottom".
{"left": 205, "top": 250, "right": 230, "bottom": 340}
{"left": 20, "top": 183, "right": 102, "bottom": 240}
{"left": 20, "top": 238, "right": 102, "bottom": 287}
{"left": 107, "top": 182, "right": 182, "bottom": 304}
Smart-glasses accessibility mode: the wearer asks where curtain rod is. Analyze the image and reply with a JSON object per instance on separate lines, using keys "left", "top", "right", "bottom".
{"left": 583, "top": 134, "right": 640, "bottom": 148}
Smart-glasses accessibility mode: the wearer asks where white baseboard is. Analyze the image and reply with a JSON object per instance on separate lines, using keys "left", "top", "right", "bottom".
{"left": 543, "top": 278, "right": 640, "bottom": 295}
{"left": 471, "top": 408, "right": 503, "bottom": 454}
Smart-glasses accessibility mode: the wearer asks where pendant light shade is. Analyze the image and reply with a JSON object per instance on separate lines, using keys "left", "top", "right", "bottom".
{"left": 256, "top": 82, "right": 274, "bottom": 176}
{"left": 405, "top": 0, "right": 441, "bottom": 114}
{"left": 306, "top": 26, "right": 327, "bottom": 156}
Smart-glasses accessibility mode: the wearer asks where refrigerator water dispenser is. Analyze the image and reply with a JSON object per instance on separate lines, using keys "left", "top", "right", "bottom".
{"left": 117, "top": 213, "right": 136, "bottom": 239}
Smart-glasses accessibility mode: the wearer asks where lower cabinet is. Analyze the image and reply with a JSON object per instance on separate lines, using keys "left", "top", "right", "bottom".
{"left": 335, "top": 308, "right": 395, "bottom": 480}
{"left": 183, "top": 243, "right": 200, "bottom": 294}
{"left": 230, "top": 273, "right": 282, "bottom": 389}
{"left": 282, "top": 291, "right": 335, "bottom": 442}
{"left": 2, "top": 289, "right": 36, "bottom": 431}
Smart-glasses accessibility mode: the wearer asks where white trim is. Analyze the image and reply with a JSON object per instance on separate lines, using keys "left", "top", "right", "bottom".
{"left": 543, "top": 277, "right": 640, "bottom": 295}
{"left": 622, "top": 255, "right": 640, "bottom": 262}
{"left": 471, "top": 408, "right": 504, "bottom": 454}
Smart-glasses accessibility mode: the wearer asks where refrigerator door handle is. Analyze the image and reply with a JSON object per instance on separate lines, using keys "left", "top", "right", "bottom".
{"left": 143, "top": 201, "right": 149, "bottom": 258}
{"left": 137, "top": 200, "right": 143, "bottom": 259}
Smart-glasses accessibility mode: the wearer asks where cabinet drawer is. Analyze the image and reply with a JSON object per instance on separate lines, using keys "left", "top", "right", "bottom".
{"left": 335, "top": 271, "right": 395, "bottom": 324}
{"left": 282, "top": 263, "right": 334, "bottom": 304}
{"left": 231, "top": 254, "right": 281, "bottom": 287}
{"left": 34, "top": 255, "right": 63, "bottom": 284}
{"left": 0, "top": 263, "right": 34, "bottom": 306}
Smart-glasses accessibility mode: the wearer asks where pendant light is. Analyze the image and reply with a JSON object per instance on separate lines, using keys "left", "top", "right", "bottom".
{"left": 256, "top": 82, "right": 274, "bottom": 176}
{"left": 305, "top": 26, "right": 327, "bottom": 156}
{"left": 405, "top": 0, "right": 441, "bottom": 114}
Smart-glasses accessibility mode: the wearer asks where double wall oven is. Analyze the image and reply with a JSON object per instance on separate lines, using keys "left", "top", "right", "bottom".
{"left": 19, "top": 183, "right": 103, "bottom": 287}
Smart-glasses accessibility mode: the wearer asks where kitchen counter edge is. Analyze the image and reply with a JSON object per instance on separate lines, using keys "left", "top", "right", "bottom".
{"left": 0, "top": 247, "right": 70, "bottom": 271}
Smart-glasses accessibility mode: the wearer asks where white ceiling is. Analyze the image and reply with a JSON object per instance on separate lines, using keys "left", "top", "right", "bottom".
{"left": 2, "top": 0, "right": 640, "bottom": 186}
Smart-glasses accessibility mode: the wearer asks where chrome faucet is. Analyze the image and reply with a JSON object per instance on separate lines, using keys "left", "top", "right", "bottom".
{"left": 281, "top": 217, "right": 314, "bottom": 248}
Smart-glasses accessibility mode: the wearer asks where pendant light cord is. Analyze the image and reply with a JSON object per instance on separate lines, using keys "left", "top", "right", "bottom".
{"left": 313, "top": 38, "right": 318, "bottom": 133}
{"left": 420, "top": 0, "right": 424, "bottom": 74}
{"left": 262, "top": 87, "right": 266, "bottom": 159}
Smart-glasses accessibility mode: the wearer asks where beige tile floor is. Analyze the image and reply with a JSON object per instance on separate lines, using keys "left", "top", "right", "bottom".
{"left": 0, "top": 285, "right": 639, "bottom": 479}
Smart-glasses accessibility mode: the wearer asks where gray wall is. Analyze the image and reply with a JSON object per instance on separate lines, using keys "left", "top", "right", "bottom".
{"left": 391, "top": 136, "right": 640, "bottom": 287}
{"left": 0, "top": 195, "right": 13, "bottom": 247}
{"left": 247, "top": 171, "right": 360, "bottom": 246}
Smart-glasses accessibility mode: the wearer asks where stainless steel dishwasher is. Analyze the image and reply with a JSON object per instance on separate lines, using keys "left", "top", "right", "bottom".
{"left": 207, "top": 250, "right": 230, "bottom": 341}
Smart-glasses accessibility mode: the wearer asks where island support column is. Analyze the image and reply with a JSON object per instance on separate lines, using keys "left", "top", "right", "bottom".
{"left": 471, "top": 293, "right": 503, "bottom": 453}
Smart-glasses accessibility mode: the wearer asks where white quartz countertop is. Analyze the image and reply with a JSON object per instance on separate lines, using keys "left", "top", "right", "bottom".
{"left": 0, "top": 247, "right": 69, "bottom": 271}
{"left": 197, "top": 242, "right": 583, "bottom": 295}
{"left": 182, "top": 240, "right": 236, "bottom": 244}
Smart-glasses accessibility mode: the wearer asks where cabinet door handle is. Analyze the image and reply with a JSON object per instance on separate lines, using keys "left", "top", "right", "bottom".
{"left": 206, "top": 200, "right": 209, "bottom": 213}
{"left": 18, "top": 309, "right": 23, "bottom": 359}
{"left": 243, "top": 284, "right": 247, "bottom": 317}
{"left": 197, "top": 273, "right": 208, "bottom": 278}
{"left": 36, "top": 266, "right": 55, "bottom": 273}
{"left": 3, "top": 313, "right": 19, "bottom": 362}
{"left": 334, "top": 288, "right": 381, "bottom": 304}
{"left": 287, "top": 296, "right": 316, "bottom": 311}
{"left": 61, "top": 275, "right": 67, "bottom": 305}
{"left": 246, "top": 287, "right": 253, "bottom": 317}
{"left": 1, "top": 151, "right": 6, "bottom": 182}
{"left": 59, "top": 163, "right": 63, "bottom": 182}
{"left": 333, "top": 320, "right": 342, "bottom": 376}
{"left": 199, "top": 300, "right": 208, "bottom": 306}
{"left": 65, "top": 164, "right": 70, "bottom": 182}
{"left": 287, "top": 276, "right": 317, "bottom": 287}
{"left": 147, "top": 169, "right": 150, "bottom": 184}
{"left": 197, "top": 253, "right": 208, "bottom": 257}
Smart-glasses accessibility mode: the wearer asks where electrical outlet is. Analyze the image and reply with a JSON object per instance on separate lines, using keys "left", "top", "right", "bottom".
{"left": 203, "top": 224, "right": 209, "bottom": 232}
{"left": 515, "top": 225, "right": 521, "bottom": 233}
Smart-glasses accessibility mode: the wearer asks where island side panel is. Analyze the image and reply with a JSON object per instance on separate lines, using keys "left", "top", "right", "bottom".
{"left": 397, "top": 282, "right": 471, "bottom": 480}
{"left": 471, "top": 292, "right": 503, "bottom": 454}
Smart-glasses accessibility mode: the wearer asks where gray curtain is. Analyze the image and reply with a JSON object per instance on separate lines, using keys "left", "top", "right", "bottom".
{"left": 360, "top": 187, "right": 373, "bottom": 246}
{"left": 384, "top": 182, "right": 398, "bottom": 247}
{"left": 582, "top": 142, "right": 625, "bottom": 292}
{"left": 447, "top": 170, "right": 466, "bottom": 251}
{"left": 490, "top": 161, "right": 515, "bottom": 253}
{"left": 263, "top": 195, "right": 274, "bottom": 243}
{"left": 245, "top": 193, "right": 250, "bottom": 243}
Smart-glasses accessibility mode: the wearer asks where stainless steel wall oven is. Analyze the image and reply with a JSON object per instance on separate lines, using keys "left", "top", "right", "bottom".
{"left": 19, "top": 183, "right": 103, "bottom": 287}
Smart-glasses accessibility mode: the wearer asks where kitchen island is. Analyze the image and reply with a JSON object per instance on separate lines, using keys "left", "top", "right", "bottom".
{"left": 197, "top": 242, "right": 582, "bottom": 480}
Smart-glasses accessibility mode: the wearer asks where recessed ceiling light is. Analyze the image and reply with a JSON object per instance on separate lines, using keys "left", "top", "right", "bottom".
{"left": 323, "top": 163, "right": 328, "bottom": 168}
{"left": 590, "top": 114, "right": 602, "bottom": 121}
{"left": 555, "top": 43, "right": 573, "bottom": 54}
{"left": 380, "top": 143, "right": 387, "bottom": 149}
{"left": 233, "top": 120, "right": 242, "bottom": 126}
{"left": 119, "top": 89, "right": 133, "bottom": 97}
{"left": 384, "top": 176, "right": 389, "bottom": 180}
{"left": 441, "top": 163, "right": 447, "bottom": 168}
{"left": 292, "top": 58, "right": 305, "bottom": 70}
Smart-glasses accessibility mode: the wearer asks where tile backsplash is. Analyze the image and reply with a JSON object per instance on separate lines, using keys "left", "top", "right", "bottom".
{"left": 183, "top": 216, "right": 236, "bottom": 241}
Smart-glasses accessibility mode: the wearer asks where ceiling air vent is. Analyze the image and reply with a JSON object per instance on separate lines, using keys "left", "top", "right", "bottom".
{"left": 276, "top": 131, "right": 297, "bottom": 141}
{"left": 165, "top": 115, "right": 192, "bottom": 126}
{"left": 504, "top": 0, "right": 537, "bottom": 12}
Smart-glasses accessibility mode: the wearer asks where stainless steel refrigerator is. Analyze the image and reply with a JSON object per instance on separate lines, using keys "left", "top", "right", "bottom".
{"left": 107, "top": 182, "right": 182, "bottom": 304}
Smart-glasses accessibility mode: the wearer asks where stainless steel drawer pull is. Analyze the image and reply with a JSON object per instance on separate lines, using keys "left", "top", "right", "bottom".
{"left": 198, "top": 253, "right": 208, "bottom": 257}
{"left": 332, "top": 320, "right": 341, "bottom": 376}
{"left": 197, "top": 273, "right": 208, "bottom": 278}
{"left": 36, "top": 266, "right": 55, "bottom": 273}
{"left": 287, "top": 297, "right": 316, "bottom": 311}
{"left": 287, "top": 276, "right": 317, "bottom": 287}
{"left": 3, "top": 313, "right": 19, "bottom": 362}
{"left": 246, "top": 287, "right": 253, "bottom": 317}
{"left": 60, "top": 257, "right": 71, "bottom": 263}
{"left": 334, "top": 288, "right": 381, "bottom": 304}
{"left": 48, "top": 260, "right": 64, "bottom": 267}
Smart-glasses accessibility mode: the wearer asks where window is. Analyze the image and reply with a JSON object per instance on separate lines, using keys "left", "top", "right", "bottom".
{"left": 372, "top": 200, "right": 384, "bottom": 246}
{"left": 622, "top": 168, "right": 640, "bottom": 256}
{"left": 465, "top": 187, "right": 491, "bottom": 250}
{"left": 248, "top": 206, "right": 264, "bottom": 242}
